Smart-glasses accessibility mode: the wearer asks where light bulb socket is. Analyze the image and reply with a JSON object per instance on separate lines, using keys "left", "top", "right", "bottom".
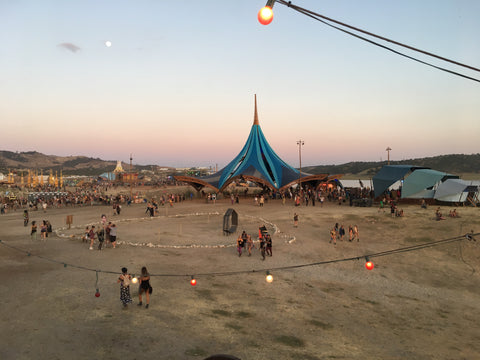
{"left": 265, "top": 0, "right": 276, "bottom": 8}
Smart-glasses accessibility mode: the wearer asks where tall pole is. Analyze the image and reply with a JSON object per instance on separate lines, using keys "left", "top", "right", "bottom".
{"left": 386, "top": 147, "right": 392, "bottom": 165}
{"left": 297, "top": 140, "right": 304, "bottom": 191}
{"left": 130, "top": 153, "right": 133, "bottom": 201}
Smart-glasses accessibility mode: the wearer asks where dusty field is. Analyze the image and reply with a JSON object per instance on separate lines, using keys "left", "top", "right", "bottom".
{"left": 1, "top": 194, "right": 480, "bottom": 360}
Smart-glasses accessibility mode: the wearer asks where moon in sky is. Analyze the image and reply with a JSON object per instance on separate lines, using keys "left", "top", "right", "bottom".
{"left": 105, "top": 41, "right": 112, "bottom": 47}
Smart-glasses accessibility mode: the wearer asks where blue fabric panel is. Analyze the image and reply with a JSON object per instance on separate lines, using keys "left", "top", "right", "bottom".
{"left": 373, "top": 165, "right": 415, "bottom": 198}
{"left": 401, "top": 169, "right": 447, "bottom": 198}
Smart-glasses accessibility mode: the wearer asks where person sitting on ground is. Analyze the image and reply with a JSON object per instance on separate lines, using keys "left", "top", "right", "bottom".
{"left": 435, "top": 207, "right": 445, "bottom": 221}
{"left": 421, "top": 198, "right": 427, "bottom": 209}
{"left": 449, "top": 209, "right": 459, "bottom": 218}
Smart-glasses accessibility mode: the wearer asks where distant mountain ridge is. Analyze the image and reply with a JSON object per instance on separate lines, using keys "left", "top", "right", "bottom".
{"left": 1, "top": 150, "right": 479, "bottom": 177}
{"left": 0, "top": 150, "right": 159, "bottom": 176}
{"left": 303, "top": 154, "right": 480, "bottom": 177}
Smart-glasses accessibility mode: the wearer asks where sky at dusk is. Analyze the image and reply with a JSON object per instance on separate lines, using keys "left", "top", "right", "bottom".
{"left": 1, "top": 0, "right": 479, "bottom": 169}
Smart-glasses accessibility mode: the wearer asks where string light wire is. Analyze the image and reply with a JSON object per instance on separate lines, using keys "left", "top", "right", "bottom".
{"left": 0, "top": 232, "right": 477, "bottom": 280}
{"left": 276, "top": 0, "right": 480, "bottom": 83}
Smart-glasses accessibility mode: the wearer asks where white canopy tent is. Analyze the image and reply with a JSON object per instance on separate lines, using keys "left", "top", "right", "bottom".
{"left": 434, "top": 179, "right": 480, "bottom": 203}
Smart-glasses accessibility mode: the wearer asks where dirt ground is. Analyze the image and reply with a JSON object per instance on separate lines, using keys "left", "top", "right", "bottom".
{"left": 1, "top": 192, "right": 480, "bottom": 360}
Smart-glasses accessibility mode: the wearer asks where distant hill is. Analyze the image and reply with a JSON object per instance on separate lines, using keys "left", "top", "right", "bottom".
{"left": 303, "top": 154, "right": 480, "bottom": 178}
{"left": 1, "top": 150, "right": 479, "bottom": 177}
{"left": 0, "top": 150, "right": 165, "bottom": 176}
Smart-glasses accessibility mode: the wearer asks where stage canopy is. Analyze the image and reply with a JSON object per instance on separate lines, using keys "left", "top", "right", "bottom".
{"left": 175, "top": 95, "right": 325, "bottom": 192}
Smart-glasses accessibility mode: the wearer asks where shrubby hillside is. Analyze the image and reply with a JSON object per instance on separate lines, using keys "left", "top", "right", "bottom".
{"left": 1, "top": 150, "right": 479, "bottom": 177}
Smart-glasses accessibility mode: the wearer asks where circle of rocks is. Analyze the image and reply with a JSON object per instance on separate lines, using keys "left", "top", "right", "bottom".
{"left": 55, "top": 212, "right": 296, "bottom": 249}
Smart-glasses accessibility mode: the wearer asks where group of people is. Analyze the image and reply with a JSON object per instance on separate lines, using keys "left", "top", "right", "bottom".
{"left": 30, "top": 218, "right": 52, "bottom": 240}
{"left": 449, "top": 208, "right": 459, "bottom": 218}
{"left": 117, "top": 266, "right": 152, "bottom": 309}
{"left": 235, "top": 228, "right": 272, "bottom": 260}
{"left": 389, "top": 201, "right": 404, "bottom": 218}
{"left": 236, "top": 230, "right": 255, "bottom": 257}
{"left": 145, "top": 200, "right": 158, "bottom": 216}
{"left": 329, "top": 223, "right": 359, "bottom": 245}
{"left": 435, "top": 207, "right": 459, "bottom": 220}
{"left": 378, "top": 198, "right": 404, "bottom": 217}
{"left": 84, "top": 218, "right": 117, "bottom": 250}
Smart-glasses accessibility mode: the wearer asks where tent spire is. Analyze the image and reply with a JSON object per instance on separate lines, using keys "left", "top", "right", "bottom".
{"left": 253, "top": 94, "right": 259, "bottom": 125}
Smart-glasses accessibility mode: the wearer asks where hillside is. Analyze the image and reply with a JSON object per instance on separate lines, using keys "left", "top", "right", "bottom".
{"left": 0, "top": 150, "right": 155, "bottom": 176}
{"left": 1, "top": 150, "right": 479, "bottom": 177}
{"left": 302, "top": 154, "right": 480, "bottom": 178}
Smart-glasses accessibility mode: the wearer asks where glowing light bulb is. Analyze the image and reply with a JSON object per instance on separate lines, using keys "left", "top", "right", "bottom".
{"left": 132, "top": 277, "right": 138, "bottom": 284}
{"left": 258, "top": 6, "right": 274, "bottom": 25}
{"left": 266, "top": 271, "right": 273, "bottom": 283}
{"left": 190, "top": 276, "right": 197, "bottom": 286}
{"left": 365, "top": 260, "right": 374, "bottom": 270}
{"left": 105, "top": 40, "right": 112, "bottom": 47}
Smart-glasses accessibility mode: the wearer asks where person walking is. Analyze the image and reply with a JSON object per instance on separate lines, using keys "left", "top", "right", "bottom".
{"left": 88, "top": 225, "right": 96, "bottom": 250}
{"left": 137, "top": 266, "right": 152, "bottom": 309}
{"left": 354, "top": 225, "right": 359, "bottom": 242}
{"left": 117, "top": 267, "right": 133, "bottom": 308}
{"left": 105, "top": 222, "right": 112, "bottom": 247}
{"left": 23, "top": 210, "right": 29, "bottom": 227}
{"left": 265, "top": 233, "right": 272, "bottom": 257}
{"left": 329, "top": 228, "right": 337, "bottom": 245}
{"left": 236, "top": 235, "right": 244, "bottom": 257}
{"left": 30, "top": 221, "right": 37, "bottom": 240}
{"left": 348, "top": 226, "right": 354, "bottom": 242}
{"left": 334, "top": 223, "right": 339, "bottom": 241}
{"left": 293, "top": 213, "right": 299, "bottom": 227}
{"left": 40, "top": 220, "right": 48, "bottom": 240}
{"left": 246, "top": 235, "right": 255, "bottom": 256}
{"left": 109, "top": 223, "right": 117, "bottom": 248}
{"left": 339, "top": 225, "right": 345, "bottom": 241}
{"left": 259, "top": 236, "right": 266, "bottom": 260}
{"left": 83, "top": 226, "right": 89, "bottom": 243}
{"left": 97, "top": 227, "right": 105, "bottom": 250}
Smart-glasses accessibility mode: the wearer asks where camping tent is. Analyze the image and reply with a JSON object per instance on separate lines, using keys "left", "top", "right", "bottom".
{"left": 372, "top": 165, "right": 427, "bottom": 198}
{"left": 401, "top": 169, "right": 458, "bottom": 199}
{"left": 434, "top": 179, "right": 480, "bottom": 203}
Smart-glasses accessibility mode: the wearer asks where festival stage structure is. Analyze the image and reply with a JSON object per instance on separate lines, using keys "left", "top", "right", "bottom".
{"left": 175, "top": 95, "right": 338, "bottom": 193}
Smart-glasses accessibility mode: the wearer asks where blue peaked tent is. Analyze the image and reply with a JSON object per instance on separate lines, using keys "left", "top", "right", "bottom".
{"left": 175, "top": 95, "right": 318, "bottom": 192}
{"left": 372, "top": 165, "right": 427, "bottom": 198}
{"left": 401, "top": 169, "right": 458, "bottom": 199}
